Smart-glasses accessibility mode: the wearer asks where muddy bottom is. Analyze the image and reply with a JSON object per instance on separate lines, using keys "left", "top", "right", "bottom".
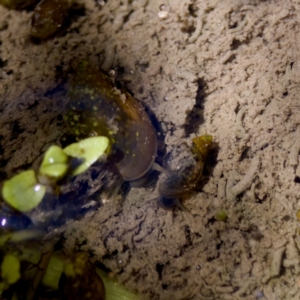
{"left": 1, "top": 0, "right": 300, "bottom": 299}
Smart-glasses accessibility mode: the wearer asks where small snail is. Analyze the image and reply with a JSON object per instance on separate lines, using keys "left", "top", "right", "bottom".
{"left": 31, "top": 0, "right": 71, "bottom": 40}
{"left": 64, "top": 61, "right": 158, "bottom": 187}
{"left": 157, "top": 135, "right": 213, "bottom": 211}
{"left": 0, "top": 0, "right": 71, "bottom": 39}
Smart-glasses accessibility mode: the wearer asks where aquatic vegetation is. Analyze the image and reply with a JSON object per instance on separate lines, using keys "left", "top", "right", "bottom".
{"left": 39, "top": 145, "right": 69, "bottom": 179}
{"left": 1, "top": 137, "right": 110, "bottom": 213}
{"left": 215, "top": 209, "right": 227, "bottom": 221}
{"left": 1, "top": 254, "right": 20, "bottom": 287}
{"left": 0, "top": 240, "right": 139, "bottom": 299}
{"left": 2, "top": 170, "right": 46, "bottom": 212}
{"left": 63, "top": 136, "right": 109, "bottom": 175}
{"left": 65, "top": 61, "right": 158, "bottom": 186}
{"left": 158, "top": 135, "right": 213, "bottom": 210}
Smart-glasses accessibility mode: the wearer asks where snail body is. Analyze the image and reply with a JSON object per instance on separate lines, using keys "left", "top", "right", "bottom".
{"left": 64, "top": 61, "right": 157, "bottom": 186}
{"left": 158, "top": 135, "right": 213, "bottom": 210}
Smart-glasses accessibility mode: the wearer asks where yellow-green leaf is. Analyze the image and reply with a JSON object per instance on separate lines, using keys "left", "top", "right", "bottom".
{"left": 1, "top": 254, "right": 20, "bottom": 285}
{"left": 39, "top": 145, "right": 69, "bottom": 179}
{"left": 63, "top": 136, "right": 109, "bottom": 175}
{"left": 2, "top": 170, "right": 46, "bottom": 212}
{"left": 215, "top": 210, "right": 228, "bottom": 222}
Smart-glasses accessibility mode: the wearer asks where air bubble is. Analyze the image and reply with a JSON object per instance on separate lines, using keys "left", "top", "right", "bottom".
{"left": 169, "top": 86, "right": 176, "bottom": 92}
{"left": 164, "top": 96, "right": 169, "bottom": 101}
{"left": 196, "top": 265, "right": 201, "bottom": 270}
{"left": 108, "top": 69, "right": 115, "bottom": 77}
{"left": 159, "top": 4, "right": 167, "bottom": 11}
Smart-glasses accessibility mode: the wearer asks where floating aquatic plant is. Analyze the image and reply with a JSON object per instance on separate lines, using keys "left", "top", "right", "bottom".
{"left": 2, "top": 170, "right": 46, "bottom": 212}
{"left": 63, "top": 136, "right": 110, "bottom": 175}
{"left": 1, "top": 254, "right": 20, "bottom": 285}
{"left": 215, "top": 210, "right": 228, "bottom": 222}
{"left": 39, "top": 145, "right": 69, "bottom": 180}
{"left": 1, "top": 137, "right": 110, "bottom": 213}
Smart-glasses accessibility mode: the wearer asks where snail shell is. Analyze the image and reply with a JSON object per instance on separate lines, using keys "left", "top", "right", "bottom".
{"left": 158, "top": 135, "right": 212, "bottom": 209}
{"left": 31, "top": 0, "right": 70, "bottom": 40}
{"left": 64, "top": 61, "right": 157, "bottom": 186}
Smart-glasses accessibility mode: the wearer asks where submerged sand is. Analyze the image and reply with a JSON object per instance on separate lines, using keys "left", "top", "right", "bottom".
{"left": 1, "top": 0, "right": 300, "bottom": 299}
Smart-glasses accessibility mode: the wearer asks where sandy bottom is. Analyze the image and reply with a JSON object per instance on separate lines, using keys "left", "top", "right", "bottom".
{"left": 1, "top": 0, "right": 300, "bottom": 299}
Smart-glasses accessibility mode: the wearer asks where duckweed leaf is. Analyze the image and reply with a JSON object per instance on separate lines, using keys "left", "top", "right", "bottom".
{"left": 39, "top": 145, "right": 69, "bottom": 179}
{"left": 215, "top": 210, "right": 228, "bottom": 221}
{"left": 39, "top": 164, "right": 69, "bottom": 179}
{"left": 1, "top": 254, "right": 20, "bottom": 284}
{"left": 63, "top": 136, "right": 109, "bottom": 175}
{"left": 2, "top": 170, "right": 46, "bottom": 212}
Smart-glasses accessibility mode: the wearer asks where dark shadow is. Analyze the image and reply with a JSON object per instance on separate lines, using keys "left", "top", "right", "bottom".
{"left": 65, "top": 2, "right": 86, "bottom": 30}
{"left": 144, "top": 103, "right": 166, "bottom": 167}
{"left": 184, "top": 78, "right": 208, "bottom": 137}
{"left": 43, "top": 83, "right": 67, "bottom": 98}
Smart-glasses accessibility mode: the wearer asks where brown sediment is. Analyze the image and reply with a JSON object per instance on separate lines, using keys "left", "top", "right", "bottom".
{"left": 1, "top": 0, "right": 300, "bottom": 299}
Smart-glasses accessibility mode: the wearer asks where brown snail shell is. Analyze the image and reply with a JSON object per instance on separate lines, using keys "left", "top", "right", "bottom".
{"left": 64, "top": 61, "right": 157, "bottom": 186}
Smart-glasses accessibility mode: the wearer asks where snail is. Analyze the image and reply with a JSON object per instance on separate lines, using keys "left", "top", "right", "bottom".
{"left": 64, "top": 61, "right": 158, "bottom": 188}
{"left": 64, "top": 62, "right": 213, "bottom": 208}
{"left": 157, "top": 135, "right": 213, "bottom": 211}
{"left": 0, "top": 0, "right": 71, "bottom": 40}
{"left": 31, "top": 0, "right": 71, "bottom": 40}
